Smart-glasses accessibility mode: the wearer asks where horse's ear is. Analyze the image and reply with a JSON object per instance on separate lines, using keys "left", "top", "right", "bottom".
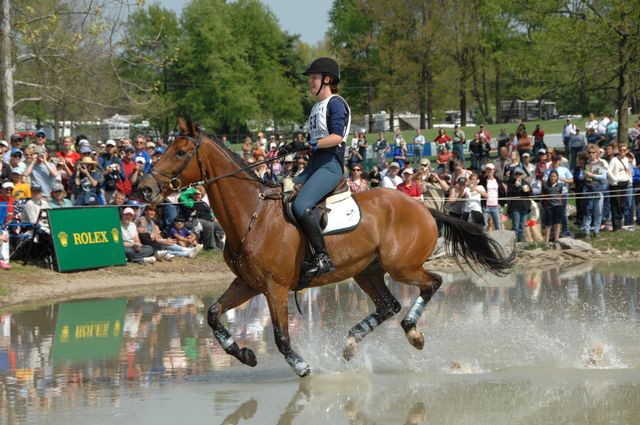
{"left": 185, "top": 115, "right": 195, "bottom": 135}
{"left": 177, "top": 117, "right": 189, "bottom": 135}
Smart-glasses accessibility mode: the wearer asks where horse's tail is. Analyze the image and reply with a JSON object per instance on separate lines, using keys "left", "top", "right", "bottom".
{"left": 428, "top": 208, "right": 516, "bottom": 276}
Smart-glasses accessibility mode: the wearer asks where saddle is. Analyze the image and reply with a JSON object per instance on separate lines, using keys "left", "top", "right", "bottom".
{"left": 282, "top": 178, "right": 351, "bottom": 231}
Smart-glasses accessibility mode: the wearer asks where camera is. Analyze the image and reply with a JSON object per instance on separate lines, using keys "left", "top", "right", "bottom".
{"left": 458, "top": 176, "right": 467, "bottom": 184}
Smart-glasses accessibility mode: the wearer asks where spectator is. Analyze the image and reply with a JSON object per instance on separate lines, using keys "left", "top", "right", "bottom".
{"left": 436, "top": 145, "right": 453, "bottom": 172}
{"left": 56, "top": 136, "right": 81, "bottom": 172}
{"left": 145, "top": 140, "right": 156, "bottom": 157}
{"left": 133, "top": 135, "right": 152, "bottom": 173}
{"left": 476, "top": 124, "right": 491, "bottom": 146}
{"left": 72, "top": 156, "right": 104, "bottom": 206}
{"left": 493, "top": 146, "right": 510, "bottom": 181}
{"left": 0, "top": 229, "right": 10, "bottom": 269}
{"left": 381, "top": 162, "right": 402, "bottom": 189}
{"left": 522, "top": 153, "right": 535, "bottom": 182}
{"left": 507, "top": 168, "right": 532, "bottom": 242}
{"left": 535, "top": 149, "right": 549, "bottom": 181}
{"left": 504, "top": 150, "right": 522, "bottom": 182}
{"left": 3, "top": 134, "right": 23, "bottom": 164}
{"left": 5, "top": 148, "right": 25, "bottom": 178}
{"left": 434, "top": 128, "right": 452, "bottom": 150}
{"left": 542, "top": 170, "right": 564, "bottom": 248}
{"left": 420, "top": 166, "right": 449, "bottom": 212}
{"left": 0, "top": 182, "right": 15, "bottom": 223}
{"left": 168, "top": 216, "right": 199, "bottom": 248}
{"left": 179, "top": 186, "right": 225, "bottom": 250}
{"left": 22, "top": 185, "right": 50, "bottom": 226}
{"left": 562, "top": 118, "right": 577, "bottom": 153}
{"left": 393, "top": 140, "right": 407, "bottom": 169}
{"left": 367, "top": 166, "right": 381, "bottom": 188}
{"left": 99, "top": 140, "right": 125, "bottom": 203}
{"left": 346, "top": 147, "right": 363, "bottom": 171}
{"left": 544, "top": 153, "right": 573, "bottom": 236}
{"left": 23, "top": 145, "right": 58, "bottom": 197}
{"left": 586, "top": 127, "right": 604, "bottom": 147}
{"left": 396, "top": 168, "right": 422, "bottom": 201}
{"left": 151, "top": 147, "right": 165, "bottom": 166}
{"left": 531, "top": 124, "right": 546, "bottom": 160}
{"left": 606, "top": 114, "right": 618, "bottom": 143}
{"left": 463, "top": 173, "right": 486, "bottom": 225}
{"left": 130, "top": 156, "right": 147, "bottom": 191}
{"left": 447, "top": 175, "right": 468, "bottom": 219}
{"left": 572, "top": 152, "right": 588, "bottom": 227}
{"left": 496, "top": 128, "right": 510, "bottom": 151}
{"left": 374, "top": 132, "right": 389, "bottom": 169}
{"left": 607, "top": 143, "right": 631, "bottom": 231}
{"left": 451, "top": 124, "right": 466, "bottom": 165}
{"left": 585, "top": 113, "right": 598, "bottom": 132}
{"left": 116, "top": 145, "right": 136, "bottom": 196}
{"left": 413, "top": 129, "right": 426, "bottom": 167}
{"left": 347, "top": 165, "right": 368, "bottom": 193}
{"left": 480, "top": 163, "right": 505, "bottom": 231}
{"left": 583, "top": 144, "right": 608, "bottom": 239}
{"left": 49, "top": 182, "right": 73, "bottom": 208}
{"left": 568, "top": 128, "right": 586, "bottom": 170}
{"left": 357, "top": 131, "right": 368, "bottom": 167}
{"left": 120, "top": 207, "right": 156, "bottom": 264}
{"left": 10, "top": 169, "right": 30, "bottom": 200}
{"left": 468, "top": 133, "right": 483, "bottom": 171}
{"left": 136, "top": 205, "right": 202, "bottom": 259}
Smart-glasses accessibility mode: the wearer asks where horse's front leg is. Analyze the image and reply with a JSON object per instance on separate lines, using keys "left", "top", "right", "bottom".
{"left": 265, "top": 282, "right": 311, "bottom": 377}
{"left": 207, "top": 277, "right": 260, "bottom": 367}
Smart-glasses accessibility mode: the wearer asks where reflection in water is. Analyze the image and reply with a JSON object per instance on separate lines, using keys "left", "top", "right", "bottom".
{"left": 0, "top": 265, "right": 639, "bottom": 424}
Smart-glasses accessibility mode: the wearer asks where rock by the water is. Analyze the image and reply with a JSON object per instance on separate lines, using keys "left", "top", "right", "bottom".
{"left": 557, "top": 237, "right": 594, "bottom": 252}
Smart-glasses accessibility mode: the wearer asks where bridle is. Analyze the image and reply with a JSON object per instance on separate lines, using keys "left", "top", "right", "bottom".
{"left": 148, "top": 130, "right": 209, "bottom": 193}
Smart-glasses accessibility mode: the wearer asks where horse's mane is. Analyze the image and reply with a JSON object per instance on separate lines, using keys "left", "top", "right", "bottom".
{"left": 205, "top": 132, "right": 281, "bottom": 188}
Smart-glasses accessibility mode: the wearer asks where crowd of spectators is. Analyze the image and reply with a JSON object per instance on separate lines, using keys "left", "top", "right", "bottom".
{"left": 2, "top": 113, "right": 640, "bottom": 269}
{"left": 0, "top": 132, "right": 222, "bottom": 268}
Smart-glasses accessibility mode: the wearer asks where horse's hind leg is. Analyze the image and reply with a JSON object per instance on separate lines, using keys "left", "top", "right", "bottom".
{"left": 344, "top": 264, "right": 401, "bottom": 361}
{"left": 393, "top": 269, "right": 443, "bottom": 350}
{"left": 207, "top": 277, "right": 260, "bottom": 367}
{"left": 265, "top": 282, "right": 311, "bottom": 377}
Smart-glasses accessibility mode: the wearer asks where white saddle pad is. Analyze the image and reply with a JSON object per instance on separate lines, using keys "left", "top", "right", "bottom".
{"left": 323, "top": 196, "right": 361, "bottom": 235}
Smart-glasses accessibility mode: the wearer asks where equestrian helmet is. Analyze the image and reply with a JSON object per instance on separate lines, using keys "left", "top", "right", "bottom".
{"left": 303, "top": 57, "right": 340, "bottom": 83}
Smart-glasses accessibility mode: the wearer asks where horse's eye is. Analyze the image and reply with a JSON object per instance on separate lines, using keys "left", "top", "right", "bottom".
{"left": 176, "top": 149, "right": 186, "bottom": 158}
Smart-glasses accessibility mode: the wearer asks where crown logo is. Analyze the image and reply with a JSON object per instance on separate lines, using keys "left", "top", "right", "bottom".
{"left": 58, "top": 231, "right": 68, "bottom": 248}
{"left": 111, "top": 228, "right": 119, "bottom": 243}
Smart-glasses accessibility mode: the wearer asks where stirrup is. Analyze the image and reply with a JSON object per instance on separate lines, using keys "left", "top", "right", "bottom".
{"left": 303, "top": 252, "right": 335, "bottom": 277}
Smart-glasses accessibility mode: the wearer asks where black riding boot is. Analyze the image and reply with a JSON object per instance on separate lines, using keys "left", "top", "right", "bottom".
{"left": 298, "top": 208, "right": 335, "bottom": 277}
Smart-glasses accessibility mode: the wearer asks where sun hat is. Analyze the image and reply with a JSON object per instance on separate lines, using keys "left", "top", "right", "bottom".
{"left": 402, "top": 168, "right": 414, "bottom": 175}
{"left": 389, "top": 161, "right": 400, "bottom": 169}
{"left": 2, "top": 182, "right": 14, "bottom": 189}
{"left": 122, "top": 207, "right": 135, "bottom": 216}
{"left": 106, "top": 139, "right": 117, "bottom": 147}
{"left": 485, "top": 163, "right": 495, "bottom": 169}
{"left": 79, "top": 156, "right": 97, "bottom": 166}
{"left": 134, "top": 156, "right": 146, "bottom": 164}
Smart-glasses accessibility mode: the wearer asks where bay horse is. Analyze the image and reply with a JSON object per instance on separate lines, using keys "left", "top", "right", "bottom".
{"left": 138, "top": 117, "right": 515, "bottom": 377}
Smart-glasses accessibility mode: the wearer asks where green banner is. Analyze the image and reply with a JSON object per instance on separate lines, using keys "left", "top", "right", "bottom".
{"left": 48, "top": 207, "right": 126, "bottom": 272}
{"left": 52, "top": 298, "right": 127, "bottom": 363}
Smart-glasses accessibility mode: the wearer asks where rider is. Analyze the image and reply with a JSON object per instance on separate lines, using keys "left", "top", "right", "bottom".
{"left": 279, "top": 57, "right": 351, "bottom": 278}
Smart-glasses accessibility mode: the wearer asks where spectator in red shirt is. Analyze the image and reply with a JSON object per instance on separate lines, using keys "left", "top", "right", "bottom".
{"left": 116, "top": 146, "right": 136, "bottom": 196}
{"left": 56, "top": 136, "right": 81, "bottom": 172}
{"left": 437, "top": 146, "right": 453, "bottom": 172}
{"left": 476, "top": 124, "right": 491, "bottom": 144}
{"left": 396, "top": 168, "right": 422, "bottom": 201}
{"left": 434, "top": 128, "right": 452, "bottom": 149}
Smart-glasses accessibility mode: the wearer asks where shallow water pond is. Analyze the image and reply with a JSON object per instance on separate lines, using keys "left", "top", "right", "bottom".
{"left": 1, "top": 265, "right": 639, "bottom": 424}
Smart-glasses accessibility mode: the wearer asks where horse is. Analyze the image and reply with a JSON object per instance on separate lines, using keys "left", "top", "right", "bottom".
{"left": 138, "top": 117, "right": 515, "bottom": 377}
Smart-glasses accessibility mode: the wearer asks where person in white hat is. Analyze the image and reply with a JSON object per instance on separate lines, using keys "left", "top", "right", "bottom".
{"left": 381, "top": 161, "right": 403, "bottom": 189}
{"left": 396, "top": 167, "right": 422, "bottom": 201}
{"left": 120, "top": 207, "right": 156, "bottom": 264}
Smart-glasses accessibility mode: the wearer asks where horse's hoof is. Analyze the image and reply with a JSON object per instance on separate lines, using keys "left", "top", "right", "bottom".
{"left": 297, "top": 364, "right": 311, "bottom": 378}
{"left": 406, "top": 328, "right": 424, "bottom": 350}
{"left": 343, "top": 336, "right": 358, "bottom": 361}
{"left": 240, "top": 348, "right": 257, "bottom": 367}
{"left": 287, "top": 355, "right": 311, "bottom": 377}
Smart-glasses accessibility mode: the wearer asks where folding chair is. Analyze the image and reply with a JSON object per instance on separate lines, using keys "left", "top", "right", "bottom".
{"left": 8, "top": 211, "right": 56, "bottom": 270}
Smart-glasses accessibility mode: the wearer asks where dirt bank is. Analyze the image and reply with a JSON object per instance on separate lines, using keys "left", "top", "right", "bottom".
{"left": 2, "top": 247, "right": 636, "bottom": 311}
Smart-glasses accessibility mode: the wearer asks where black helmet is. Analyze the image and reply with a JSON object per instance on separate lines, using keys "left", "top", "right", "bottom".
{"left": 303, "top": 57, "right": 340, "bottom": 83}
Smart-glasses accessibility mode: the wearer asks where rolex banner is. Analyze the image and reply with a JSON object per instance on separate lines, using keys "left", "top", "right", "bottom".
{"left": 49, "top": 207, "right": 126, "bottom": 272}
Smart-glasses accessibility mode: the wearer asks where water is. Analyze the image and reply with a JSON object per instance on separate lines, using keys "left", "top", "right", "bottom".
{"left": 1, "top": 265, "right": 639, "bottom": 424}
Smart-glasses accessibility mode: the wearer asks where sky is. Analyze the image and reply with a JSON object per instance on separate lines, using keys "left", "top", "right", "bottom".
{"left": 156, "top": 0, "right": 332, "bottom": 45}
